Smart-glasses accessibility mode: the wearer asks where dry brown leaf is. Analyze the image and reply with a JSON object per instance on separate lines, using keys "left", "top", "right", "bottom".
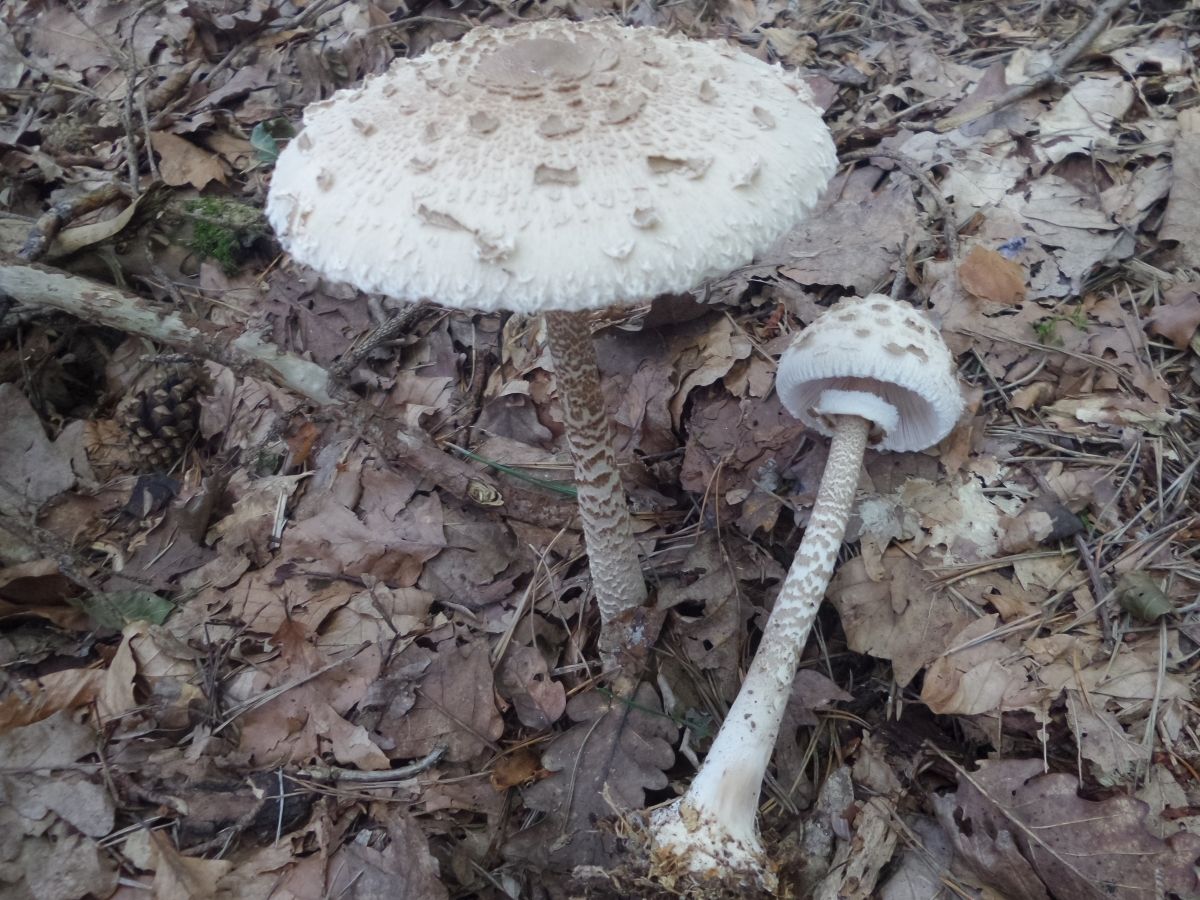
{"left": 15, "top": 828, "right": 119, "bottom": 900}
{"left": 658, "top": 532, "right": 744, "bottom": 695}
{"left": 490, "top": 746, "right": 547, "bottom": 790}
{"left": 374, "top": 636, "right": 502, "bottom": 763}
{"left": 668, "top": 315, "right": 751, "bottom": 426}
{"left": 1161, "top": 107, "right": 1200, "bottom": 265}
{"left": 150, "top": 131, "right": 228, "bottom": 189}
{"left": 958, "top": 244, "right": 1026, "bottom": 305}
{"left": 877, "top": 815, "right": 954, "bottom": 900}
{"left": 921, "top": 615, "right": 1034, "bottom": 715}
{"left": 0, "top": 667, "right": 103, "bottom": 730}
{"left": 97, "top": 626, "right": 138, "bottom": 720}
{"left": 1146, "top": 283, "right": 1200, "bottom": 349}
{"left": 1065, "top": 690, "right": 1143, "bottom": 785}
{"left": 504, "top": 682, "right": 677, "bottom": 869}
{"left": 0, "top": 384, "right": 76, "bottom": 514}
{"left": 150, "top": 831, "right": 234, "bottom": 900}
{"left": 497, "top": 644, "right": 566, "bottom": 729}
{"left": 233, "top": 620, "right": 388, "bottom": 769}
{"left": 776, "top": 166, "right": 920, "bottom": 294}
{"left": 935, "top": 758, "right": 1200, "bottom": 899}
{"left": 827, "top": 552, "right": 972, "bottom": 687}
{"left": 1035, "top": 76, "right": 1134, "bottom": 163}
{"left": 326, "top": 813, "right": 448, "bottom": 900}
{"left": 0, "top": 711, "right": 115, "bottom": 841}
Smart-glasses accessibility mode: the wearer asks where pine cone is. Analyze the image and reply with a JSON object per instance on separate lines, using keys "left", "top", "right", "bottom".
{"left": 119, "top": 368, "right": 205, "bottom": 471}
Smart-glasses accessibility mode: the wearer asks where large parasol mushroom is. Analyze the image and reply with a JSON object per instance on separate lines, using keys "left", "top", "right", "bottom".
{"left": 266, "top": 19, "right": 836, "bottom": 649}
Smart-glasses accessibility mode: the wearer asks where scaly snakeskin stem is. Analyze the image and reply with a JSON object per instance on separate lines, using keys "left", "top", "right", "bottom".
{"left": 543, "top": 310, "right": 649, "bottom": 631}
{"left": 677, "top": 414, "right": 870, "bottom": 839}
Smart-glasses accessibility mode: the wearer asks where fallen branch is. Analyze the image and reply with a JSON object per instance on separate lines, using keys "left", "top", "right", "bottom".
{"left": 19, "top": 183, "right": 128, "bottom": 262}
{"left": 934, "top": 0, "right": 1131, "bottom": 133}
{"left": 0, "top": 255, "right": 574, "bottom": 527}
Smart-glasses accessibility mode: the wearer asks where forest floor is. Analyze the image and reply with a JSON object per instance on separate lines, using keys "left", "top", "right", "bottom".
{"left": 1, "top": 0, "right": 1199, "bottom": 898}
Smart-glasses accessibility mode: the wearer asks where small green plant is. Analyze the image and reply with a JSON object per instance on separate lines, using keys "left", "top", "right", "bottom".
{"left": 1034, "top": 317, "right": 1061, "bottom": 346}
{"left": 1034, "top": 305, "right": 1089, "bottom": 346}
{"left": 183, "top": 196, "right": 266, "bottom": 273}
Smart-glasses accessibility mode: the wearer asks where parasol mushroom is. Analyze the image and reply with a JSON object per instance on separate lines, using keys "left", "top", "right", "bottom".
{"left": 265, "top": 18, "right": 837, "bottom": 647}
{"left": 650, "top": 294, "right": 964, "bottom": 886}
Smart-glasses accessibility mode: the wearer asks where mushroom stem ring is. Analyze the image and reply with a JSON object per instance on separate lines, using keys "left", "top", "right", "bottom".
{"left": 544, "top": 310, "right": 648, "bottom": 639}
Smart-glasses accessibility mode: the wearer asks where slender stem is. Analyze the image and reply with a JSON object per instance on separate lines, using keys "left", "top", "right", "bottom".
{"left": 543, "top": 310, "right": 648, "bottom": 639}
{"left": 677, "top": 415, "right": 870, "bottom": 841}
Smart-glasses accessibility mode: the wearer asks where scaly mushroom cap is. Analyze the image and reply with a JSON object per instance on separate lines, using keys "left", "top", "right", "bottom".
{"left": 266, "top": 18, "right": 836, "bottom": 312}
{"left": 775, "top": 294, "right": 963, "bottom": 452}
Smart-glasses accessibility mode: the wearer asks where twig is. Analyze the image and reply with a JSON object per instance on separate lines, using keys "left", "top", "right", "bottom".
{"left": 934, "top": 0, "right": 1132, "bottom": 133}
{"left": 1073, "top": 532, "right": 1116, "bottom": 649}
{"left": 331, "top": 302, "right": 432, "bottom": 379}
{"left": 18, "top": 184, "right": 128, "bottom": 262}
{"left": 293, "top": 745, "right": 446, "bottom": 783}
{"left": 0, "top": 256, "right": 573, "bottom": 526}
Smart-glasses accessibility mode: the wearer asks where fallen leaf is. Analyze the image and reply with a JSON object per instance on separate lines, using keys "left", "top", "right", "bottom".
{"left": 0, "top": 383, "right": 75, "bottom": 514}
{"left": 374, "top": 637, "right": 502, "bottom": 763}
{"left": 490, "top": 747, "right": 546, "bottom": 790}
{"left": 150, "top": 131, "right": 228, "bottom": 189}
{"left": 326, "top": 813, "right": 448, "bottom": 900}
{"left": 1035, "top": 76, "right": 1134, "bottom": 163}
{"left": 504, "top": 682, "right": 677, "bottom": 869}
{"left": 958, "top": 244, "right": 1026, "bottom": 305}
{"left": 935, "top": 758, "right": 1200, "bottom": 899}
{"left": 1065, "top": 690, "right": 1143, "bottom": 786}
{"left": 497, "top": 645, "right": 566, "bottom": 729}
{"left": 776, "top": 166, "right": 920, "bottom": 295}
{"left": 1161, "top": 107, "right": 1200, "bottom": 265}
{"left": 0, "top": 667, "right": 104, "bottom": 730}
{"left": 827, "top": 552, "right": 972, "bottom": 687}
{"left": 150, "top": 831, "right": 234, "bottom": 900}
{"left": 1146, "top": 283, "right": 1200, "bottom": 349}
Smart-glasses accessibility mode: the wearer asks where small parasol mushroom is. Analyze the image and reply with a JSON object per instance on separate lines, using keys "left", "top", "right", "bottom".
{"left": 266, "top": 19, "right": 836, "bottom": 649}
{"left": 651, "top": 294, "right": 964, "bottom": 886}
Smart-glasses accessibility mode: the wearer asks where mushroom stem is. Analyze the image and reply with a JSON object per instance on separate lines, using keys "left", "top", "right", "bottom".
{"left": 543, "top": 310, "right": 648, "bottom": 637}
{"left": 650, "top": 414, "right": 871, "bottom": 882}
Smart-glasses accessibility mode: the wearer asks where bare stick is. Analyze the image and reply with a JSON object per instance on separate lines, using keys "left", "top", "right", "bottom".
{"left": 19, "top": 184, "right": 128, "bottom": 262}
{"left": 934, "top": 0, "right": 1131, "bottom": 133}
{"left": 0, "top": 256, "right": 573, "bottom": 526}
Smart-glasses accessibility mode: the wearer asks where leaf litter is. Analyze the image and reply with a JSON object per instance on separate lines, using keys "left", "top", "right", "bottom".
{"left": 1, "top": 0, "right": 1199, "bottom": 898}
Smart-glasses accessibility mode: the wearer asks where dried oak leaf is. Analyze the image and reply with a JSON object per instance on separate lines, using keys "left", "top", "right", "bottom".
{"left": 326, "top": 813, "right": 448, "bottom": 900}
{"left": 1146, "top": 283, "right": 1200, "bottom": 349}
{"left": 374, "top": 637, "right": 502, "bottom": 763}
{"left": 827, "top": 552, "right": 971, "bottom": 687}
{"left": 1161, "top": 108, "right": 1200, "bottom": 266}
{"left": 150, "top": 131, "right": 228, "bottom": 190}
{"left": 776, "top": 166, "right": 919, "bottom": 295}
{"left": 935, "top": 758, "right": 1200, "bottom": 900}
{"left": 958, "top": 244, "right": 1026, "bottom": 305}
{"left": 497, "top": 644, "right": 566, "bottom": 729}
{"left": 658, "top": 531, "right": 743, "bottom": 695}
{"left": 504, "top": 682, "right": 677, "bottom": 869}
{"left": 0, "top": 383, "right": 75, "bottom": 514}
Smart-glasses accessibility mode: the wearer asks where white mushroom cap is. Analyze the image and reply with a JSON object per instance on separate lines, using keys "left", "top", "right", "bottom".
{"left": 265, "top": 18, "right": 836, "bottom": 313}
{"left": 775, "top": 294, "right": 963, "bottom": 452}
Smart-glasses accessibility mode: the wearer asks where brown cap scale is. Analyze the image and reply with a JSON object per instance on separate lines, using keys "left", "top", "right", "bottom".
{"left": 266, "top": 19, "right": 837, "bottom": 649}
